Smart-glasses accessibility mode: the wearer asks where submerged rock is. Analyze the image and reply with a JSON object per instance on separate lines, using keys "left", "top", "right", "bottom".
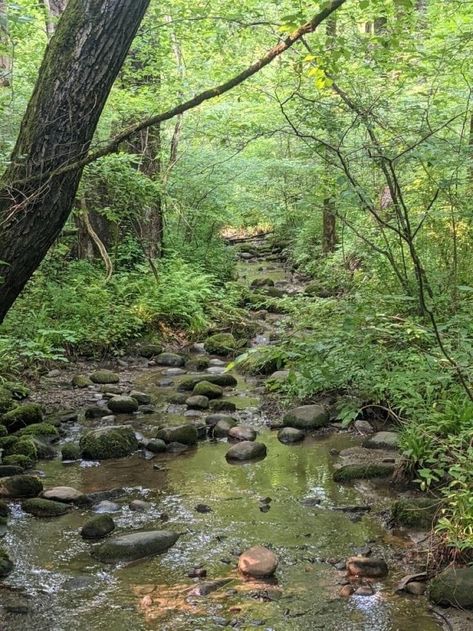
{"left": 283, "top": 405, "right": 329, "bottom": 430}
{"left": 347, "top": 556, "right": 388, "bottom": 578}
{"left": 0, "top": 475, "right": 43, "bottom": 498}
{"left": 363, "top": 431, "right": 399, "bottom": 450}
{"left": 80, "top": 426, "right": 138, "bottom": 460}
{"left": 107, "top": 396, "right": 139, "bottom": 414}
{"left": 22, "top": 498, "right": 69, "bottom": 518}
{"left": 238, "top": 546, "right": 278, "bottom": 577}
{"left": 156, "top": 424, "right": 198, "bottom": 446}
{"left": 226, "top": 441, "right": 267, "bottom": 463}
{"left": 81, "top": 515, "right": 115, "bottom": 539}
{"left": 92, "top": 530, "right": 179, "bottom": 563}
{"left": 333, "top": 463, "right": 395, "bottom": 482}
{"left": 429, "top": 566, "right": 473, "bottom": 608}
{"left": 277, "top": 427, "right": 305, "bottom": 444}
{"left": 90, "top": 370, "right": 120, "bottom": 385}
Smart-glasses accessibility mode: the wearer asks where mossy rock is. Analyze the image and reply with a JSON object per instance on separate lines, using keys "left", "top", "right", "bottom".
{"left": 209, "top": 399, "right": 237, "bottom": 413}
{"left": 156, "top": 424, "right": 198, "bottom": 446}
{"left": 178, "top": 374, "right": 237, "bottom": 391}
{"left": 72, "top": 374, "right": 93, "bottom": 388}
{"left": 92, "top": 530, "right": 179, "bottom": 563}
{"left": 2, "top": 381, "right": 29, "bottom": 400}
{"left": 80, "top": 426, "right": 138, "bottom": 460}
{"left": 429, "top": 566, "right": 473, "bottom": 608}
{"left": 0, "top": 548, "right": 13, "bottom": 577}
{"left": 1, "top": 404, "right": 44, "bottom": 432}
{"left": 61, "top": 443, "right": 81, "bottom": 461}
{"left": 192, "top": 381, "right": 223, "bottom": 399}
{"left": 2, "top": 454, "right": 34, "bottom": 469}
{"left": 0, "top": 465, "right": 23, "bottom": 477}
{"left": 186, "top": 356, "right": 210, "bottom": 371}
{"left": 391, "top": 498, "right": 438, "bottom": 529}
{"left": 0, "top": 387, "right": 14, "bottom": 415}
{"left": 185, "top": 395, "right": 209, "bottom": 410}
{"left": 333, "top": 463, "right": 395, "bottom": 482}
{"left": 84, "top": 405, "right": 111, "bottom": 419}
{"left": 283, "top": 405, "right": 330, "bottom": 430}
{"left": 30, "top": 437, "right": 56, "bottom": 460}
{"left": 0, "top": 425, "right": 7, "bottom": 439}
{"left": 17, "top": 422, "right": 59, "bottom": 439}
{"left": 156, "top": 353, "right": 185, "bottom": 367}
{"left": 204, "top": 333, "right": 239, "bottom": 356}
{"left": 168, "top": 393, "right": 188, "bottom": 405}
{"left": 81, "top": 514, "right": 115, "bottom": 539}
{"left": 107, "top": 396, "right": 139, "bottom": 414}
{"left": 236, "top": 350, "right": 281, "bottom": 376}
{"left": 0, "top": 436, "right": 19, "bottom": 451}
{"left": 22, "top": 498, "right": 69, "bottom": 518}
{"left": 138, "top": 343, "right": 163, "bottom": 359}
{"left": 146, "top": 439, "right": 167, "bottom": 454}
{"left": 90, "top": 370, "right": 120, "bottom": 385}
{"left": 9, "top": 437, "right": 38, "bottom": 464}
{"left": 0, "top": 475, "right": 43, "bottom": 498}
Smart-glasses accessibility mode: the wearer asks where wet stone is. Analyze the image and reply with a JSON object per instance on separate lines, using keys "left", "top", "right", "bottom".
{"left": 93, "top": 500, "right": 121, "bottom": 513}
{"left": 278, "top": 427, "right": 305, "bottom": 444}
{"left": 185, "top": 395, "right": 209, "bottom": 410}
{"left": 226, "top": 441, "right": 267, "bottom": 463}
{"left": 228, "top": 426, "right": 257, "bottom": 442}
{"left": 238, "top": 546, "right": 278, "bottom": 577}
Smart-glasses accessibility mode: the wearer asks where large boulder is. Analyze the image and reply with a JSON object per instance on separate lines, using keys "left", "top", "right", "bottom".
{"left": 22, "top": 498, "right": 69, "bottom": 518}
{"left": 81, "top": 515, "right": 115, "bottom": 540}
{"left": 80, "top": 426, "right": 138, "bottom": 460}
{"left": 156, "top": 353, "right": 185, "bottom": 367}
{"left": 92, "top": 530, "right": 179, "bottom": 563}
{"left": 178, "top": 374, "right": 238, "bottom": 391}
{"left": 283, "top": 405, "right": 329, "bottom": 430}
{"left": 278, "top": 427, "right": 305, "bottom": 444}
{"left": 90, "top": 370, "right": 120, "bottom": 385}
{"left": 226, "top": 441, "right": 267, "bottom": 463}
{"left": 192, "top": 381, "right": 223, "bottom": 399}
{"left": 238, "top": 546, "right": 278, "bottom": 577}
{"left": 107, "top": 396, "right": 139, "bottom": 415}
{"left": 156, "top": 424, "right": 198, "bottom": 446}
{"left": 204, "top": 333, "right": 238, "bottom": 356}
{"left": 42, "top": 486, "right": 86, "bottom": 504}
{"left": 429, "top": 566, "right": 473, "bottom": 609}
{"left": 1, "top": 404, "right": 44, "bottom": 432}
{"left": 363, "top": 431, "right": 399, "bottom": 450}
{"left": 0, "top": 475, "right": 43, "bottom": 498}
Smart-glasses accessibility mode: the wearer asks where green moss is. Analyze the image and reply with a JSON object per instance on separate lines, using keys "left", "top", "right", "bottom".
{"left": 61, "top": 443, "right": 81, "bottom": 461}
{"left": 0, "top": 475, "right": 43, "bottom": 498}
{"left": 192, "top": 381, "right": 223, "bottom": 399}
{"left": 235, "top": 349, "right": 281, "bottom": 376}
{"left": 3, "top": 381, "right": 29, "bottom": 400}
{"left": 209, "top": 399, "right": 237, "bottom": 412}
{"left": 1, "top": 403, "right": 44, "bottom": 432}
{"left": 178, "top": 374, "right": 237, "bottom": 391}
{"left": 80, "top": 425, "right": 138, "bottom": 460}
{"left": 391, "top": 498, "right": 438, "bottom": 528}
{"left": 186, "top": 356, "right": 210, "bottom": 371}
{"left": 0, "top": 386, "right": 14, "bottom": 415}
{"left": 0, "top": 425, "right": 7, "bottom": 438}
{"left": 90, "top": 370, "right": 120, "bottom": 385}
{"left": 80, "top": 514, "right": 115, "bottom": 539}
{"left": 17, "top": 422, "right": 59, "bottom": 439}
{"left": 2, "top": 454, "right": 34, "bottom": 468}
{"left": 71, "top": 374, "right": 93, "bottom": 388}
{"left": 22, "top": 498, "right": 69, "bottom": 518}
{"left": 204, "top": 333, "right": 239, "bottom": 356}
{"left": 333, "top": 463, "right": 395, "bottom": 482}
{"left": 11, "top": 437, "right": 38, "bottom": 462}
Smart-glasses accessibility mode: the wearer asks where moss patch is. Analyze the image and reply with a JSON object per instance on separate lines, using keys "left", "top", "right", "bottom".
{"left": 80, "top": 426, "right": 138, "bottom": 460}
{"left": 391, "top": 498, "right": 438, "bottom": 529}
{"left": 22, "top": 498, "right": 69, "bottom": 518}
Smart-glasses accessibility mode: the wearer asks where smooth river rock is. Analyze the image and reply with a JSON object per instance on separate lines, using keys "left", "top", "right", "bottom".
{"left": 363, "top": 431, "right": 399, "bottom": 450}
{"left": 277, "top": 427, "right": 305, "bottom": 444}
{"left": 93, "top": 530, "right": 179, "bottom": 563}
{"left": 238, "top": 546, "right": 278, "bottom": 578}
{"left": 225, "top": 441, "right": 267, "bottom": 463}
{"left": 43, "top": 486, "right": 86, "bottom": 504}
{"left": 228, "top": 426, "right": 257, "bottom": 442}
{"left": 429, "top": 566, "right": 473, "bottom": 608}
{"left": 283, "top": 404, "right": 329, "bottom": 430}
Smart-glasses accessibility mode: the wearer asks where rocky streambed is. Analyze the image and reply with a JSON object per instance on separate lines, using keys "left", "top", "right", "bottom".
{"left": 0, "top": 237, "right": 468, "bottom": 630}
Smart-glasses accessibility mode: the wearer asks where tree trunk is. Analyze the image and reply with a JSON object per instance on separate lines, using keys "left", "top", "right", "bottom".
{"left": 42, "top": 0, "right": 68, "bottom": 38}
{"left": 0, "top": 0, "right": 10, "bottom": 87}
{"left": 0, "top": 0, "right": 150, "bottom": 323}
{"left": 322, "top": 16, "right": 337, "bottom": 255}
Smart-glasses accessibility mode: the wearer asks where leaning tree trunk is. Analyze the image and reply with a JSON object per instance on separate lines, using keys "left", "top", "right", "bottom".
{"left": 0, "top": 0, "right": 150, "bottom": 323}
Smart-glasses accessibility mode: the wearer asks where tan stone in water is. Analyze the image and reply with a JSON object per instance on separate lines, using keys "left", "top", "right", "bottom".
{"left": 238, "top": 545, "right": 278, "bottom": 578}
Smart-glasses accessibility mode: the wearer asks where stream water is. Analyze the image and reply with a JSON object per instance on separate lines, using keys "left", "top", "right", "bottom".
{"left": 0, "top": 243, "right": 443, "bottom": 630}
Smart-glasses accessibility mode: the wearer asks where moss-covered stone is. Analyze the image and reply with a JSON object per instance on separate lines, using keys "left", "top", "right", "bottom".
{"left": 107, "top": 396, "right": 139, "bottom": 414}
{"left": 61, "top": 443, "right": 81, "bottom": 461}
{"left": 1, "top": 403, "right": 44, "bottom": 432}
{"left": 90, "top": 370, "right": 120, "bottom": 385}
{"left": 235, "top": 350, "right": 281, "bottom": 376}
{"left": 0, "top": 475, "right": 43, "bottom": 498}
{"left": 178, "top": 374, "right": 238, "bottom": 391}
{"left": 80, "top": 426, "right": 138, "bottom": 460}
{"left": 185, "top": 395, "right": 209, "bottom": 410}
{"left": 429, "top": 566, "right": 473, "bottom": 608}
{"left": 192, "top": 381, "right": 223, "bottom": 399}
{"left": 17, "top": 422, "right": 59, "bottom": 439}
{"left": 204, "top": 333, "right": 238, "bottom": 356}
{"left": 0, "top": 386, "right": 14, "bottom": 415}
{"left": 81, "top": 514, "right": 115, "bottom": 539}
{"left": 92, "top": 530, "right": 179, "bottom": 563}
{"left": 333, "top": 463, "right": 395, "bottom": 482}
{"left": 391, "top": 498, "right": 438, "bottom": 529}
{"left": 11, "top": 437, "right": 38, "bottom": 461}
{"left": 22, "top": 498, "right": 69, "bottom": 518}
{"left": 2, "top": 381, "right": 29, "bottom": 400}
{"left": 283, "top": 405, "right": 330, "bottom": 430}
{"left": 156, "top": 424, "right": 198, "bottom": 446}
{"left": 146, "top": 438, "right": 167, "bottom": 453}
{"left": 138, "top": 343, "right": 163, "bottom": 359}
{"left": 186, "top": 357, "right": 210, "bottom": 371}
{"left": 0, "top": 548, "right": 13, "bottom": 577}
{"left": 209, "top": 399, "right": 237, "bottom": 412}
{"left": 2, "top": 454, "right": 34, "bottom": 469}
{"left": 71, "top": 374, "right": 93, "bottom": 388}
{"left": 155, "top": 352, "right": 185, "bottom": 367}
{"left": 31, "top": 437, "right": 56, "bottom": 460}
{"left": 0, "top": 424, "right": 7, "bottom": 438}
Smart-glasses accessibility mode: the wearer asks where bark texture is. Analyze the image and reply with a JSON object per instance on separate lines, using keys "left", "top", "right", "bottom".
{"left": 0, "top": 0, "right": 150, "bottom": 322}
{"left": 0, "top": 0, "right": 10, "bottom": 87}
